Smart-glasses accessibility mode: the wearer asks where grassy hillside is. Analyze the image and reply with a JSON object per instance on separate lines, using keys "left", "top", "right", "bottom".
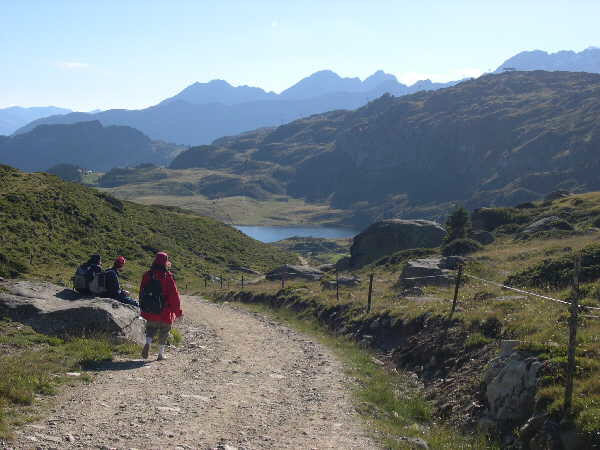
{"left": 207, "top": 191, "right": 600, "bottom": 446}
{"left": 0, "top": 121, "right": 183, "bottom": 172}
{"left": 0, "top": 165, "right": 296, "bottom": 289}
{"left": 94, "top": 166, "right": 350, "bottom": 226}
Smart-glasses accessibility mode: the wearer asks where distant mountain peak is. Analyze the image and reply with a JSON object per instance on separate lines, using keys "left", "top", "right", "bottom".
{"left": 364, "top": 70, "right": 397, "bottom": 83}
{"left": 497, "top": 47, "right": 600, "bottom": 73}
{"left": 161, "top": 79, "right": 276, "bottom": 106}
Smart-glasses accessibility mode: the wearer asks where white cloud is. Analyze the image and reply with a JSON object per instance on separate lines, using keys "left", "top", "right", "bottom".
{"left": 271, "top": 20, "right": 279, "bottom": 28}
{"left": 57, "top": 61, "right": 90, "bottom": 70}
{"left": 397, "top": 68, "right": 484, "bottom": 85}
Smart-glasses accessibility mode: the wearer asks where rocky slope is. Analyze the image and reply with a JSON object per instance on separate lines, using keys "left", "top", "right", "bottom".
{"left": 168, "top": 70, "right": 600, "bottom": 226}
{"left": 0, "top": 120, "right": 183, "bottom": 172}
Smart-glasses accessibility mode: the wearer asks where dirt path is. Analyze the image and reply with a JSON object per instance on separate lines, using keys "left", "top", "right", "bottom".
{"left": 8, "top": 296, "right": 377, "bottom": 450}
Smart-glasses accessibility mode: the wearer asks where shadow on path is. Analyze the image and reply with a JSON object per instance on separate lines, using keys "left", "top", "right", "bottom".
{"left": 86, "top": 360, "right": 148, "bottom": 371}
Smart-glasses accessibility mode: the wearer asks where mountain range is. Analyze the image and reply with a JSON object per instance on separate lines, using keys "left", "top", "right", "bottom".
{"left": 0, "top": 120, "right": 182, "bottom": 172}
{"left": 13, "top": 70, "right": 458, "bottom": 145}
{"left": 0, "top": 106, "right": 72, "bottom": 136}
{"left": 165, "top": 70, "right": 600, "bottom": 225}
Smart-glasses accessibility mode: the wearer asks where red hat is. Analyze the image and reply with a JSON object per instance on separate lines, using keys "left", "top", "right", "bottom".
{"left": 114, "top": 256, "right": 126, "bottom": 268}
{"left": 153, "top": 252, "right": 169, "bottom": 267}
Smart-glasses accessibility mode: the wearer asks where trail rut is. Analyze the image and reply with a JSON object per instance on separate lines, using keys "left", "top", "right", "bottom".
{"left": 7, "top": 296, "right": 376, "bottom": 450}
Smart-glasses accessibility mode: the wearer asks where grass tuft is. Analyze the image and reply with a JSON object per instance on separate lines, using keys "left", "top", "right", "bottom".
{"left": 0, "top": 319, "right": 140, "bottom": 438}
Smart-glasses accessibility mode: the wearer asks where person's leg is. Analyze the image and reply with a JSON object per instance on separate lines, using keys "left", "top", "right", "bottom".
{"left": 117, "top": 293, "right": 139, "bottom": 308}
{"left": 156, "top": 322, "right": 172, "bottom": 360}
{"left": 143, "top": 321, "right": 159, "bottom": 359}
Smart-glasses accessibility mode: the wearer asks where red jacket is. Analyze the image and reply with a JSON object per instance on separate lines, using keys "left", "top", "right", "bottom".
{"left": 139, "top": 269, "right": 183, "bottom": 324}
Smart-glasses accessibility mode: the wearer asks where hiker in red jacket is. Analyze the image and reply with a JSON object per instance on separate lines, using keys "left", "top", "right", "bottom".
{"left": 139, "top": 252, "right": 183, "bottom": 361}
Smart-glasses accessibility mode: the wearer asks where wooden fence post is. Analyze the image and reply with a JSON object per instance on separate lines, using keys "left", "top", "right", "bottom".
{"left": 564, "top": 254, "right": 582, "bottom": 417}
{"left": 220, "top": 276, "right": 223, "bottom": 289}
{"left": 281, "top": 273, "right": 285, "bottom": 289}
{"left": 204, "top": 277, "right": 207, "bottom": 288}
{"left": 241, "top": 275, "right": 244, "bottom": 289}
{"left": 336, "top": 268, "right": 339, "bottom": 301}
{"left": 448, "top": 265, "right": 464, "bottom": 321}
{"left": 367, "top": 273, "right": 374, "bottom": 313}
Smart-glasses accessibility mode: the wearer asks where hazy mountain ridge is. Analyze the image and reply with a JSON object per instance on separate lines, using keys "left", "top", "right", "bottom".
{"left": 0, "top": 120, "right": 183, "bottom": 172}
{"left": 14, "top": 71, "right": 458, "bottom": 145}
{"left": 168, "top": 71, "right": 600, "bottom": 225}
{"left": 497, "top": 47, "right": 600, "bottom": 73}
{"left": 0, "top": 106, "right": 72, "bottom": 135}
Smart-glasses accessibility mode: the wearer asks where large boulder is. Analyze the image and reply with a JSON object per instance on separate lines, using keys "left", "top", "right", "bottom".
{"left": 0, "top": 279, "right": 145, "bottom": 343}
{"left": 520, "top": 216, "right": 574, "bottom": 235}
{"left": 480, "top": 341, "right": 543, "bottom": 429}
{"left": 265, "top": 264, "right": 324, "bottom": 281}
{"left": 398, "top": 257, "right": 455, "bottom": 287}
{"left": 350, "top": 219, "right": 447, "bottom": 268}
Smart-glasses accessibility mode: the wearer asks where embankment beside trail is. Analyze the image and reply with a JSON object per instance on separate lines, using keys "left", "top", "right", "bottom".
{"left": 216, "top": 288, "right": 591, "bottom": 449}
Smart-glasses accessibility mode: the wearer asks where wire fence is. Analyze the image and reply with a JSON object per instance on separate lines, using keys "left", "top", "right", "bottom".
{"left": 196, "top": 252, "right": 596, "bottom": 419}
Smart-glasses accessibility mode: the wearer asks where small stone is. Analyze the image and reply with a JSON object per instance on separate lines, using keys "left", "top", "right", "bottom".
{"left": 396, "top": 436, "right": 429, "bottom": 449}
{"left": 156, "top": 406, "right": 182, "bottom": 413}
{"left": 37, "top": 434, "right": 62, "bottom": 444}
{"left": 66, "top": 434, "right": 76, "bottom": 442}
{"left": 65, "top": 372, "right": 81, "bottom": 377}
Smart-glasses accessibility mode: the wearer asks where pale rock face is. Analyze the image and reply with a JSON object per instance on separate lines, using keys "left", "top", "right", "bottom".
{"left": 0, "top": 279, "right": 145, "bottom": 343}
{"left": 483, "top": 347, "right": 542, "bottom": 423}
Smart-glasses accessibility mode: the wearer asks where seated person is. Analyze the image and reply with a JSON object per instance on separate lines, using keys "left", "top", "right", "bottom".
{"left": 105, "top": 256, "right": 139, "bottom": 307}
{"left": 74, "top": 254, "right": 103, "bottom": 294}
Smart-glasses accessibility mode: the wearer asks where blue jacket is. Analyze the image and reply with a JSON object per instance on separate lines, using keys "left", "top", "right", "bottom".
{"left": 104, "top": 268, "right": 123, "bottom": 299}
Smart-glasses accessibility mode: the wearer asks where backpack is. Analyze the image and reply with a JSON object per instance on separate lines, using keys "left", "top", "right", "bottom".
{"left": 89, "top": 271, "right": 108, "bottom": 295}
{"left": 73, "top": 264, "right": 90, "bottom": 292}
{"left": 140, "top": 272, "right": 165, "bottom": 314}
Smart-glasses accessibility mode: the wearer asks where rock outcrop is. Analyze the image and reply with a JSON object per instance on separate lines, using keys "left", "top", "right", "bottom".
{"left": 480, "top": 341, "right": 542, "bottom": 431}
{"left": 520, "top": 216, "right": 574, "bottom": 235}
{"left": 350, "top": 219, "right": 447, "bottom": 268}
{"left": 321, "top": 275, "right": 361, "bottom": 289}
{"left": 266, "top": 264, "right": 324, "bottom": 281}
{"left": 0, "top": 279, "right": 145, "bottom": 343}
{"left": 398, "top": 256, "right": 463, "bottom": 287}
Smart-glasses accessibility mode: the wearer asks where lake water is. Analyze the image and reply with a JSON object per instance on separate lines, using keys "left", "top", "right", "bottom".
{"left": 234, "top": 225, "right": 360, "bottom": 243}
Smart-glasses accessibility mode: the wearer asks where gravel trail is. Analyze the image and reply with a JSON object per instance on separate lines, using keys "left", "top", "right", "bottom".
{"left": 7, "top": 296, "right": 376, "bottom": 450}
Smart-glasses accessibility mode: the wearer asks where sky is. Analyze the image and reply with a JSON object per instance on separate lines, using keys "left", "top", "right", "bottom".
{"left": 1, "top": 0, "right": 599, "bottom": 111}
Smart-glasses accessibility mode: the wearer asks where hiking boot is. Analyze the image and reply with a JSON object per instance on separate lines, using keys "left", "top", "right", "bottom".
{"left": 141, "top": 343, "right": 150, "bottom": 359}
{"left": 157, "top": 353, "right": 167, "bottom": 361}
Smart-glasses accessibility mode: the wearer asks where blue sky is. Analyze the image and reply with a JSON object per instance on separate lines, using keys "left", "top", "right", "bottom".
{"left": 1, "top": 0, "right": 599, "bottom": 111}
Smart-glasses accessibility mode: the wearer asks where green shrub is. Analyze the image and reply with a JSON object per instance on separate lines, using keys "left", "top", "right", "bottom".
{"left": 471, "top": 207, "right": 530, "bottom": 231}
{"left": 507, "top": 243, "right": 600, "bottom": 288}
{"left": 168, "top": 328, "right": 183, "bottom": 346}
{"left": 465, "top": 332, "right": 492, "bottom": 349}
{"left": 442, "top": 239, "right": 482, "bottom": 256}
{"left": 445, "top": 205, "right": 471, "bottom": 242}
{"left": 481, "top": 316, "right": 502, "bottom": 338}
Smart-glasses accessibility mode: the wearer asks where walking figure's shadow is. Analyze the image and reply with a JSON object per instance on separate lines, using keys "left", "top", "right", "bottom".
{"left": 85, "top": 360, "right": 148, "bottom": 371}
